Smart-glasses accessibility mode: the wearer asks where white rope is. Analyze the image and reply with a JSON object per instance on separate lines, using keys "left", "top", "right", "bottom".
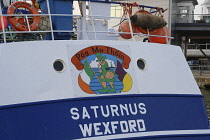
{"left": 163, "top": 26, "right": 169, "bottom": 44}
{"left": 46, "top": 0, "right": 54, "bottom": 40}
{"left": 125, "top": 5, "right": 136, "bottom": 41}
{"left": 2, "top": 0, "right": 17, "bottom": 7}
{"left": 3, "top": 0, "right": 10, "bottom": 7}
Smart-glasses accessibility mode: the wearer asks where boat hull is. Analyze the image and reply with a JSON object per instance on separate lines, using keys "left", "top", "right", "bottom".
{"left": 0, "top": 94, "right": 209, "bottom": 140}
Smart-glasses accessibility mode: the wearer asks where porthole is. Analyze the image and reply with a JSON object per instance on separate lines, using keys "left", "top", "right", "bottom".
{"left": 137, "top": 59, "right": 146, "bottom": 70}
{"left": 53, "top": 59, "right": 65, "bottom": 72}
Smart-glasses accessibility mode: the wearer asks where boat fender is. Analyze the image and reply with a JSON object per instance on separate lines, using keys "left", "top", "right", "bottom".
{"left": 131, "top": 13, "right": 167, "bottom": 30}
{"left": 132, "top": 10, "right": 151, "bottom": 34}
{"left": 36, "top": 16, "right": 50, "bottom": 31}
{"left": 7, "top": 1, "right": 40, "bottom": 31}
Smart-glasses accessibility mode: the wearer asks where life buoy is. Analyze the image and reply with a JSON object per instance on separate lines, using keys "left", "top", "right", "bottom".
{"left": 119, "top": 21, "right": 136, "bottom": 39}
{"left": 7, "top": 1, "right": 40, "bottom": 31}
{"left": 0, "top": 16, "right": 8, "bottom": 30}
{"left": 148, "top": 26, "right": 170, "bottom": 44}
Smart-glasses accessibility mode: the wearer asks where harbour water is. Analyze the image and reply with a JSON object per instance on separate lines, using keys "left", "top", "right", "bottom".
{"left": 201, "top": 88, "right": 210, "bottom": 120}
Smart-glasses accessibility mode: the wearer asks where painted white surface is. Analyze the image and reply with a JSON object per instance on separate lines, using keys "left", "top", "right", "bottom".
{"left": 0, "top": 41, "right": 74, "bottom": 106}
{"left": 74, "top": 129, "right": 210, "bottom": 140}
{"left": 68, "top": 40, "right": 200, "bottom": 95}
{"left": 0, "top": 40, "right": 200, "bottom": 106}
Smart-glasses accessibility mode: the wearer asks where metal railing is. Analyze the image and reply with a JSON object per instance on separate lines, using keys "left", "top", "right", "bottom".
{"left": 187, "top": 43, "right": 210, "bottom": 50}
{"left": 189, "top": 65, "right": 210, "bottom": 76}
{"left": 176, "top": 14, "right": 210, "bottom": 23}
{"left": 0, "top": 0, "right": 173, "bottom": 43}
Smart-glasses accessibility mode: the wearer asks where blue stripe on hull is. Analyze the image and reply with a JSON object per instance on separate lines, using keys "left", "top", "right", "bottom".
{"left": 0, "top": 94, "right": 210, "bottom": 140}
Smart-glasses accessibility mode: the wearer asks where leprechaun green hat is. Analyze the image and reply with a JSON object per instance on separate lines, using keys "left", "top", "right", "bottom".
{"left": 95, "top": 53, "right": 106, "bottom": 62}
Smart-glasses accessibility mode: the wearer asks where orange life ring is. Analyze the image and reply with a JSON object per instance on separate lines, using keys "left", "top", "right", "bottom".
{"left": 119, "top": 21, "right": 136, "bottom": 39}
{"left": 0, "top": 16, "right": 8, "bottom": 30}
{"left": 7, "top": 1, "right": 40, "bottom": 31}
{"left": 148, "top": 26, "right": 170, "bottom": 44}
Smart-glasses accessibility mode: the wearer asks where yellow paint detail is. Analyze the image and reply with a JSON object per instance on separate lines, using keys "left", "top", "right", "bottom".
{"left": 122, "top": 73, "right": 132, "bottom": 92}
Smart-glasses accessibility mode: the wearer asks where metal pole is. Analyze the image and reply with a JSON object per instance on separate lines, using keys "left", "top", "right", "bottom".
{"left": 81, "top": 1, "right": 87, "bottom": 40}
{"left": 184, "top": 36, "right": 188, "bottom": 59}
{"left": 83, "top": 0, "right": 165, "bottom": 11}
{"left": 88, "top": 1, "right": 97, "bottom": 40}
{"left": 199, "top": 65, "right": 201, "bottom": 76}
{"left": 25, "top": 15, "right": 31, "bottom": 32}
{"left": 46, "top": 0, "right": 55, "bottom": 40}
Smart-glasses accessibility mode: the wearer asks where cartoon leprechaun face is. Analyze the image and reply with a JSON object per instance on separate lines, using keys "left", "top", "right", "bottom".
{"left": 98, "top": 60, "right": 106, "bottom": 65}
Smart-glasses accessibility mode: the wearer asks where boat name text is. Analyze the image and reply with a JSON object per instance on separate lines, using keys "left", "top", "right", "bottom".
{"left": 75, "top": 46, "right": 124, "bottom": 61}
{"left": 71, "top": 45, "right": 131, "bottom": 70}
{"left": 69, "top": 103, "right": 147, "bottom": 137}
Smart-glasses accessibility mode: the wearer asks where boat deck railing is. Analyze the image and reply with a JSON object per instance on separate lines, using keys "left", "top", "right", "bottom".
{"left": 187, "top": 43, "right": 210, "bottom": 50}
{"left": 176, "top": 13, "right": 210, "bottom": 24}
{"left": 0, "top": 0, "right": 173, "bottom": 43}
